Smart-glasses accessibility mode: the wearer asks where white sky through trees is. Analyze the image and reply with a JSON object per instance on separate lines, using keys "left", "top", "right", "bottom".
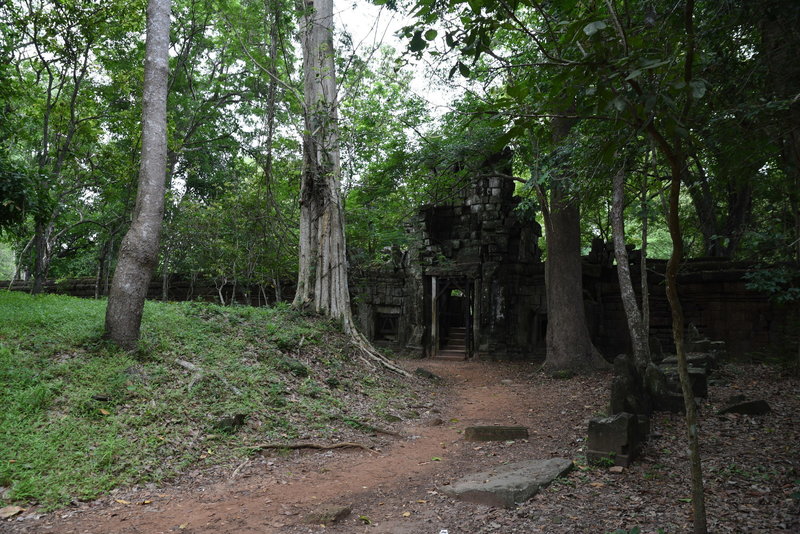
{"left": 335, "top": 0, "right": 456, "bottom": 115}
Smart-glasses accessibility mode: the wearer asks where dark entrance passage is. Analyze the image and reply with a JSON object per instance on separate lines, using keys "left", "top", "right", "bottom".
{"left": 430, "top": 277, "right": 472, "bottom": 359}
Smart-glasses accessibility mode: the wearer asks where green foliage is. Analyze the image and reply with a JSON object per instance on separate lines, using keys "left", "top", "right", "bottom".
{"left": 400, "top": 0, "right": 799, "bottom": 264}
{"left": 744, "top": 266, "right": 800, "bottom": 304}
{"left": 0, "top": 292, "right": 415, "bottom": 510}
{"left": 0, "top": 154, "right": 29, "bottom": 232}
{"left": 0, "top": 242, "right": 14, "bottom": 278}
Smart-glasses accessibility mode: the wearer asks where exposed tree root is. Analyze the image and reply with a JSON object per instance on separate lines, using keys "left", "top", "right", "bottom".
{"left": 345, "top": 322, "right": 411, "bottom": 378}
{"left": 244, "top": 441, "right": 376, "bottom": 453}
{"left": 360, "top": 424, "right": 404, "bottom": 438}
{"left": 290, "top": 301, "right": 411, "bottom": 377}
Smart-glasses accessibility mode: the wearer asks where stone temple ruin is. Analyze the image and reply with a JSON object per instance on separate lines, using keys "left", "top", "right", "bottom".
{"left": 352, "top": 152, "right": 548, "bottom": 360}
{"left": 351, "top": 152, "right": 799, "bottom": 363}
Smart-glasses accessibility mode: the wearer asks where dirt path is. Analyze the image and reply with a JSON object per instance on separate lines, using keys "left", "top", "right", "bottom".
{"left": 8, "top": 360, "right": 606, "bottom": 534}
{"left": 5, "top": 361, "right": 798, "bottom": 534}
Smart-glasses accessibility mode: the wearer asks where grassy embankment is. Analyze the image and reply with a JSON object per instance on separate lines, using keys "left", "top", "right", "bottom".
{"left": 0, "top": 292, "right": 418, "bottom": 510}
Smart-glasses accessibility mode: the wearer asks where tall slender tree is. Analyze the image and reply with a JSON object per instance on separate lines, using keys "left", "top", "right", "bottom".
{"left": 104, "top": 0, "right": 171, "bottom": 349}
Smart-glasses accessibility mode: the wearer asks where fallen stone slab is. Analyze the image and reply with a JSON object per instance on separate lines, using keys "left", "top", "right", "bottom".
{"left": 305, "top": 504, "right": 351, "bottom": 525}
{"left": 441, "top": 458, "right": 573, "bottom": 508}
{"left": 717, "top": 399, "right": 771, "bottom": 416}
{"left": 464, "top": 425, "right": 529, "bottom": 442}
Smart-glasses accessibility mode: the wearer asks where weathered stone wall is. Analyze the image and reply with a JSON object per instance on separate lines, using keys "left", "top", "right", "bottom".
{"left": 2, "top": 277, "right": 289, "bottom": 307}
{"left": 351, "top": 257, "right": 798, "bottom": 360}
{"left": 590, "top": 260, "right": 799, "bottom": 359}
{"left": 350, "top": 266, "right": 408, "bottom": 345}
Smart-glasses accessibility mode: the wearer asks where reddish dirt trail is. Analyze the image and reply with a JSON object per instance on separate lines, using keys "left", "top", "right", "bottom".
{"left": 12, "top": 360, "right": 601, "bottom": 534}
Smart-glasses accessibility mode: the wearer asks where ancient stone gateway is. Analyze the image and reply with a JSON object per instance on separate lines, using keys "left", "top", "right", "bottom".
{"left": 351, "top": 152, "right": 547, "bottom": 360}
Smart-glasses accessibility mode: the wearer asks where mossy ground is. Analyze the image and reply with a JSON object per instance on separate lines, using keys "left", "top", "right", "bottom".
{"left": 0, "top": 292, "right": 419, "bottom": 510}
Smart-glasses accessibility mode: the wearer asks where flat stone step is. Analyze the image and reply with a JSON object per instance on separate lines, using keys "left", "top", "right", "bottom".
{"left": 441, "top": 458, "right": 573, "bottom": 508}
{"left": 464, "top": 425, "right": 529, "bottom": 442}
{"left": 435, "top": 350, "right": 466, "bottom": 360}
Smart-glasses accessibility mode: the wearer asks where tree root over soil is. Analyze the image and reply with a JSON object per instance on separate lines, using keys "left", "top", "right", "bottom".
{"left": 345, "top": 321, "right": 411, "bottom": 378}
{"left": 243, "top": 442, "right": 377, "bottom": 453}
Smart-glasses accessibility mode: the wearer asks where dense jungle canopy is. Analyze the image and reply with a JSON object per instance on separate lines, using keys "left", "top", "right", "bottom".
{"left": 0, "top": 0, "right": 798, "bottom": 298}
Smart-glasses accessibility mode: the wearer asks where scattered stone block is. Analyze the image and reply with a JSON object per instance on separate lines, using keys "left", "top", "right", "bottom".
{"left": 213, "top": 413, "right": 247, "bottom": 433}
{"left": 649, "top": 336, "right": 664, "bottom": 363}
{"left": 725, "top": 394, "right": 747, "bottom": 405}
{"left": 586, "top": 413, "right": 639, "bottom": 467}
{"left": 636, "top": 414, "right": 650, "bottom": 442}
{"left": 609, "top": 353, "right": 649, "bottom": 416}
{"left": 661, "top": 353, "right": 715, "bottom": 372}
{"left": 688, "top": 338, "right": 711, "bottom": 353}
{"left": 441, "top": 458, "right": 573, "bottom": 508}
{"left": 414, "top": 368, "right": 442, "bottom": 382}
{"left": 645, "top": 364, "right": 684, "bottom": 413}
{"left": 305, "top": 504, "right": 352, "bottom": 525}
{"left": 658, "top": 365, "right": 708, "bottom": 398}
{"left": 717, "top": 399, "right": 771, "bottom": 415}
{"left": 464, "top": 426, "right": 529, "bottom": 442}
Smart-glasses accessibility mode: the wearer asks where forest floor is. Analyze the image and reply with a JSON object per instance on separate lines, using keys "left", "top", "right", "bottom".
{"left": 3, "top": 358, "right": 798, "bottom": 534}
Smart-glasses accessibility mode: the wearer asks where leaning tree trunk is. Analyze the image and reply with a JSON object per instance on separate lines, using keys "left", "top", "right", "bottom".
{"left": 542, "top": 117, "right": 606, "bottom": 374}
{"left": 611, "top": 169, "right": 649, "bottom": 369}
{"left": 292, "top": 0, "right": 406, "bottom": 375}
{"left": 104, "top": 0, "right": 170, "bottom": 350}
{"left": 665, "top": 171, "right": 707, "bottom": 534}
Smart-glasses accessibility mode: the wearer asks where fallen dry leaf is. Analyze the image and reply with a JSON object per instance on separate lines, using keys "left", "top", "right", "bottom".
{"left": 402, "top": 511, "right": 411, "bottom": 517}
{"left": 114, "top": 499, "right": 131, "bottom": 505}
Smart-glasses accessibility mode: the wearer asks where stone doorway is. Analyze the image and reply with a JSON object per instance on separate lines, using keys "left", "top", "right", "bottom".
{"left": 431, "top": 277, "right": 473, "bottom": 359}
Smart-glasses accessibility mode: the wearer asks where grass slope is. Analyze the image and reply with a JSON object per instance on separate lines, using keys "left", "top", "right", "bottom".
{"left": 0, "top": 292, "right": 418, "bottom": 510}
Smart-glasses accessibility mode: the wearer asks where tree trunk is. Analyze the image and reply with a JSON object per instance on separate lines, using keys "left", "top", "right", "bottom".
{"left": 611, "top": 169, "right": 649, "bottom": 369}
{"left": 9, "top": 236, "right": 34, "bottom": 289}
{"left": 293, "top": 0, "right": 351, "bottom": 322}
{"left": 542, "top": 117, "right": 606, "bottom": 373}
{"left": 161, "top": 245, "right": 170, "bottom": 301}
{"left": 641, "top": 162, "right": 650, "bottom": 339}
{"left": 292, "top": 0, "right": 407, "bottom": 376}
{"left": 665, "top": 172, "right": 707, "bottom": 534}
{"left": 104, "top": 0, "right": 170, "bottom": 350}
{"left": 639, "top": 0, "right": 707, "bottom": 525}
{"left": 95, "top": 237, "right": 112, "bottom": 299}
{"left": 31, "top": 219, "right": 53, "bottom": 295}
